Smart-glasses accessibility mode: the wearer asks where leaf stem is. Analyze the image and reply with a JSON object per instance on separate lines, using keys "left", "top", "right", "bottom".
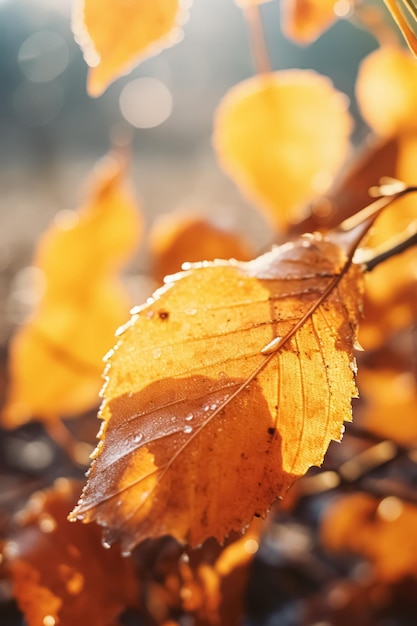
{"left": 363, "top": 223, "right": 417, "bottom": 272}
{"left": 244, "top": 4, "right": 271, "bottom": 75}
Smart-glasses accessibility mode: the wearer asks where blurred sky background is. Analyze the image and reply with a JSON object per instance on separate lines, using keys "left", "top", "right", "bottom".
{"left": 0, "top": 0, "right": 379, "bottom": 341}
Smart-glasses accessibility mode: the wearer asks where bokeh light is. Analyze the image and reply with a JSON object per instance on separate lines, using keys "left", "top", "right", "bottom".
{"left": 18, "top": 30, "right": 69, "bottom": 83}
{"left": 119, "top": 77, "right": 173, "bottom": 129}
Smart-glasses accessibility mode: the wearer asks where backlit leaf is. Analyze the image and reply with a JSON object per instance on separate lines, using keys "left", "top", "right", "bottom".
{"left": 4, "top": 478, "right": 138, "bottom": 626}
{"left": 280, "top": 0, "right": 346, "bottom": 44}
{"left": 213, "top": 71, "right": 353, "bottom": 230}
{"left": 356, "top": 46, "right": 417, "bottom": 137}
{"left": 73, "top": 0, "right": 190, "bottom": 96}
{"left": 69, "top": 213, "right": 373, "bottom": 551}
{"left": 2, "top": 154, "right": 142, "bottom": 427}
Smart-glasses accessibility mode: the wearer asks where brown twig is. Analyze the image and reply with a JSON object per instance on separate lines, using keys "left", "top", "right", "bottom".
{"left": 243, "top": 4, "right": 271, "bottom": 75}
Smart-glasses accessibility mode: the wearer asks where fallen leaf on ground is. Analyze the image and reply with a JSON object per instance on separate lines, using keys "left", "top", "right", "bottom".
{"left": 4, "top": 478, "right": 138, "bottom": 626}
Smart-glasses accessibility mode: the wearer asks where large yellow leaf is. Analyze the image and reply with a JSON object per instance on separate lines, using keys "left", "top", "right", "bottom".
{"left": 213, "top": 71, "right": 353, "bottom": 230}
{"left": 68, "top": 198, "right": 385, "bottom": 552}
{"left": 73, "top": 0, "right": 189, "bottom": 96}
{"left": 2, "top": 154, "right": 142, "bottom": 427}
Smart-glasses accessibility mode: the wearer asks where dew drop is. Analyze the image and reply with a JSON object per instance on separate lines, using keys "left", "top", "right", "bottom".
{"left": 210, "top": 403, "right": 217, "bottom": 410}
{"left": 171, "top": 416, "right": 177, "bottom": 422}
{"left": 183, "top": 425, "right": 193, "bottom": 434}
{"left": 133, "top": 434, "right": 143, "bottom": 444}
{"left": 102, "top": 541, "right": 111, "bottom": 550}
{"left": 185, "top": 414, "right": 193, "bottom": 421}
{"left": 121, "top": 549, "right": 132, "bottom": 558}
{"left": 203, "top": 405, "right": 210, "bottom": 412}
{"left": 353, "top": 339, "right": 365, "bottom": 352}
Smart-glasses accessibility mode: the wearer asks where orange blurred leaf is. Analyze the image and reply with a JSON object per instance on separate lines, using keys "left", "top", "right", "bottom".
{"left": 4, "top": 478, "right": 138, "bottom": 626}
{"left": 69, "top": 206, "right": 377, "bottom": 551}
{"left": 321, "top": 493, "right": 417, "bottom": 582}
{"left": 73, "top": 0, "right": 190, "bottom": 96}
{"left": 2, "top": 154, "right": 142, "bottom": 427}
{"left": 213, "top": 71, "right": 352, "bottom": 230}
{"left": 357, "top": 365, "right": 417, "bottom": 445}
{"left": 149, "top": 212, "right": 254, "bottom": 284}
{"left": 280, "top": 0, "right": 346, "bottom": 44}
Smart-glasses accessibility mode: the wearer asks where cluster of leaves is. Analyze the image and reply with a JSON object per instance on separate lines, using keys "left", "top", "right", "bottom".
{"left": 1, "top": 0, "right": 417, "bottom": 625}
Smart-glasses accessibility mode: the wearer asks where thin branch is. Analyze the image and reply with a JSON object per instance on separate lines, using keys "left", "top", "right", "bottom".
{"left": 243, "top": 4, "right": 271, "bottom": 75}
{"left": 363, "top": 223, "right": 417, "bottom": 271}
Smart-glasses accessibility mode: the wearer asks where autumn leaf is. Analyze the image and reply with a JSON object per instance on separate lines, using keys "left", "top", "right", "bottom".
{"left": 356, "top": 46, "right": 417, "bottom": 137}
{"left": 67, "top": 186, "right": 400, "bottom": 554}
{"left": 357, "top": 362, "right": 417, "bottom": 446}
{"left": 2, "top": 153, "right": 142, "bottom": 427}
{"left": 213, "top": 70, "right": 352, "bottom": 230}
{"left": 73, "top": 0, "right": 191, "bottom": 96}
{"left": 321, "top": 493, "right": 417, "bottom": 582}
{"left": 4, "top": 478, "right": 138, "bottom": 626}
{"left": 355, "top": 47, "right": 417, "bottom": 346}
{"left": 280, "top": 0, "right": 346, "bottom": 44}
{"left": 149, "top": 211, "right": 254, "bottom": 284}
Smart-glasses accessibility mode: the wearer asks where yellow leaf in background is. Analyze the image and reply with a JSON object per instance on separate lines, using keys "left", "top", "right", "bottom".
{"left": 280, "top": 0, "right": 346, "bottom": 44}
{"left": 2, "top": 154, "right": 142, "bottom": 427}
{"left": 356, "top": 46, "right": 417, "bottom": 137}
{"left": 213, "top": 71, "right": 353, "bottom": 231}
{"left": 383, "top": 0, "right": 417, "bottom": 57}
{"left": 73, "top": 0, "right": 190, "bottom": 97}
{"left": 355, "top": 47, "right": 417, "bottom": 348}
